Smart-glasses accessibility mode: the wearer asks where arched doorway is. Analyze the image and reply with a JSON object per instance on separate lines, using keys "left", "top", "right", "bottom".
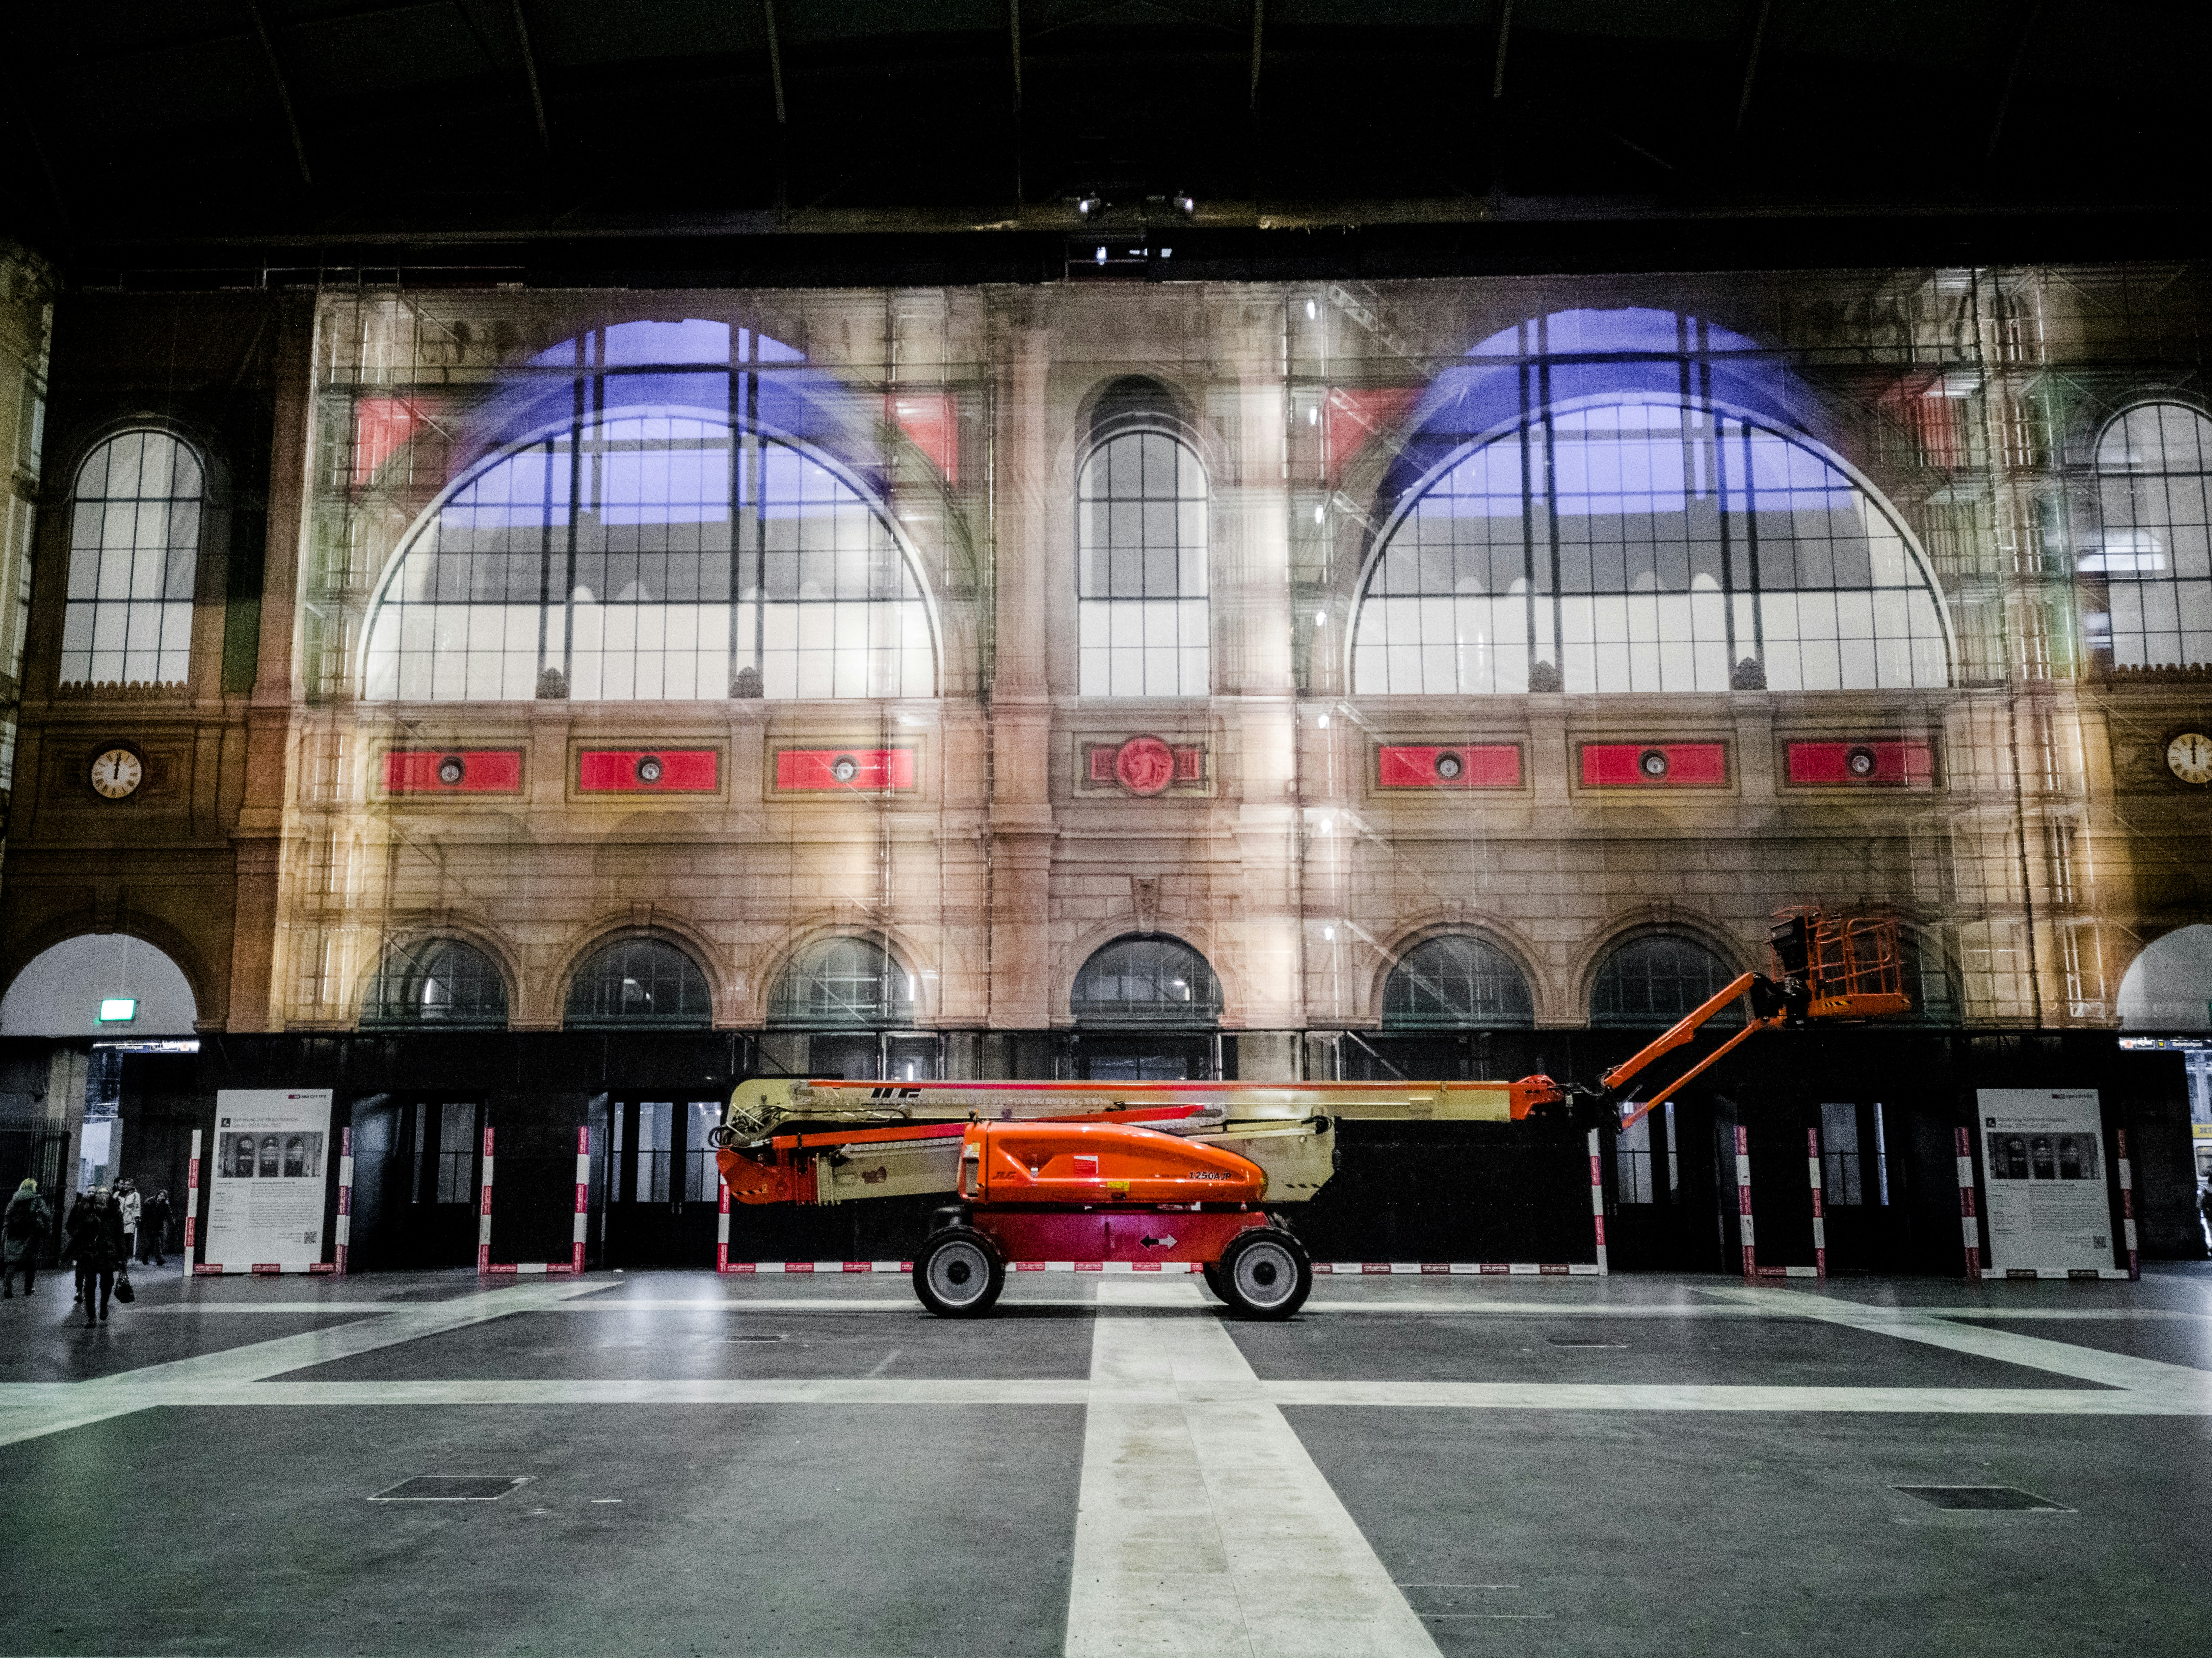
{"left": 1069, "top": 934, "right": 1222, "bottom": 1081}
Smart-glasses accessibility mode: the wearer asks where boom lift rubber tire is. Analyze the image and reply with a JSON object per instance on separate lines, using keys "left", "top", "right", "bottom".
{"left": 1217, "top": 1227, "right": 1312, "bottom": 1319}
{"left": 1200, "top": 1262, "right": 1232, "bottom": 1304}
{"left": 913, "top": 1226, "right": 1006, "bottom": 1317}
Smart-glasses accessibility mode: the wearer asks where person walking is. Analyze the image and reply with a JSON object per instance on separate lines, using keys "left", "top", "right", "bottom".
{"left": 117, "top": 1179, "right": 141, "bottom": 1265}
{"left": 139, "top": 1188, "right": 172, "bottom": 1266}
{"left": 78, "top": 1189, "right": 126, "bottom": 1327}
{"left": 3, "top": 1178, "right": 52, "bottom": 1297}
{"left": 59, "top": 1191, "right": 92, "bottom": 1305}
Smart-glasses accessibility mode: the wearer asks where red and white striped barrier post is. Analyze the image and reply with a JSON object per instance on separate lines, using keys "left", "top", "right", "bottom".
{"left": 335, "top": 1126, "right": 353, "bottom": 1276}
{"left": 1954, "top": 1126, "right": 1982, "bottom": 1283}
{"left": 182, "top": 1128, "right": 201, "bottom": 1278}
{"left": 1587, "top": 1126, "right": 1608, "bottom": 1275}
{"left": 2117, "top": 1128, "right": 2141, "bottom": 1281}
{"left": 1806, "top": 1126, "right": 1827, "bottom": 1280}
{"left": 716, "top": 1172, "right": 731, "bottom": 1272}
{"left": 1735, "top": 1125, "right": 1757, "bottom": 1279}
{"left": 477, "top": 1125, "right": 495, "bottom": 1275}
{"left": 571, "top": 1127, "right": 589, "bottom": 1274}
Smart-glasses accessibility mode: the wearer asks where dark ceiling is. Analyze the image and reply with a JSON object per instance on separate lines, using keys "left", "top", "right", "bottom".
{"left": 4, "top": 1, "right": 2208, "bottom": 284}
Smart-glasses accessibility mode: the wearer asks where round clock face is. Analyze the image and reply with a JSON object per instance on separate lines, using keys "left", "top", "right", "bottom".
{"left": 89, "top": 747, "right": 143, "bottom": 800}
{"left": 635, "top": 755, "right": 664, "bottom": 785}
{"left": 1434, "top": 751, "right": 1464, "bottom": 781}
{"left": 2167, "top": 731, "right": 2212, "bottom": 786}
{"left": 1638, "top": 748, "right": 1670, "bottom": 780}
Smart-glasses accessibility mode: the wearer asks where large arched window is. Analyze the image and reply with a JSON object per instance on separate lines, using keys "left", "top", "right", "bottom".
{"left": 1590, "top": 933, "right": 1743, "bottom": 1028}
{"left": 1072, "top": 934, "right": 1222, "bottom": 1026}
{"left": 363, "top": 413, "right": 937, "bottom": 702}
{"left": 565, "top": 938, "right": 712, "bottom": 1029}
{"left": 1352, "top": 409, "right": 1950, "bottom": 695}
{"left": 1077, "top": 380, "right": 1209, "bottom": 697}
{"left": 2117, "top": 924, "right": 2212, "bottom": 1031}
{"left": 767, "top": 936, "right": 915, "bottom": 1028}
{"left": 63, "top": 430, "right": 202, "bottom": 688}
{"left": 360, "top": 938, "right": 508, "bottom": 1028}
{"left": 1382, "top": 935, "right": 1535, "bottom": 1028}
{"left": 2087, "top": 403, "right": 2212, "bottom": 670}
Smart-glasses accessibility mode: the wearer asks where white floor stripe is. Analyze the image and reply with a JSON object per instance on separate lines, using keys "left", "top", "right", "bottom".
{"left": 1718, "top": 1288, "right": 2212, "bottom": 1396}
{"left": 0, "top": 1280, "right": 609, "bottom": 1448}
{"left": 1063, "top": 1284, "right": 1440, "bottom": 1658}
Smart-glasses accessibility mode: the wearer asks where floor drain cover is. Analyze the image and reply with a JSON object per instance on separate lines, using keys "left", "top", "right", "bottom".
{"left": 1894, "top": 1485, "right": 2068, "bottom": 1511}
{"left": 370, "top": 1476, "right": 532, "bottom": 1502}
{"left": 724, "top": 1334, "right": 790, "bottom": 1343}
{"left": 1547, "top": 1339, "right": 1627, "bottom": 1349}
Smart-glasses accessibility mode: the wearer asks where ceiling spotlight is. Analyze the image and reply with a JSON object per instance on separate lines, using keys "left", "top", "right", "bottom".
{"left": 1173, "top": 192, "right": 1195, "bottom": 215}
{"left": 1076, "top": 193, "right": 1104, "bottom": 218}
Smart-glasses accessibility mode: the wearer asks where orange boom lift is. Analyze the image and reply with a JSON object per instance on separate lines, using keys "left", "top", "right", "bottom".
{"left": 714, "top": 909, "right": 1907, "bottom": 1317}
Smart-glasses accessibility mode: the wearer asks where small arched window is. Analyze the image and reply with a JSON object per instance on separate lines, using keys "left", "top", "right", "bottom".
{"left": 1590, "top": 933, "right": 1742, "bottom": 1028}
{"left": 360, "top": 938, "right": 509, "bottom": 1028}
{"left": 2087, "top": 403, "right": 2212, "bottom": 670}
{"left": 768, "top": 937, "right": 915, "bottom": 1028}
{"left": 1077, "top": 381, "right": 1209, "bottom": 696}
{"left": 1072, "top": 934, "right": 1222, "bottom": 1026}
{"left": 63, "top": 430, "right": 203, "bottom": 688}
{"left": 565, "top": 938, "right": 712, "bottom": 1029}
{"left": 1382, "top": 936, "right": 1535, "bottom": 1028}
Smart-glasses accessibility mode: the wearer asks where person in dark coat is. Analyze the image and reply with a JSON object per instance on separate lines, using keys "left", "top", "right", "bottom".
{"left": 59, "top": 1192, "right": 93, "bottom": 1304}
{"left": 138, "top": 1189, "right": 172, "bottom": 1266}
{"left": 77, "top": 1189, "right": 127, "bottom": 1326}
{"left": 3, "top": 1178, "right": 52, "bottom": 1296}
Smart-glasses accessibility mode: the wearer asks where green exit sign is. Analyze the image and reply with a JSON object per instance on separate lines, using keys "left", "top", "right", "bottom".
{"left": 97, "top": 998, "right": 137, "bottom": 1024}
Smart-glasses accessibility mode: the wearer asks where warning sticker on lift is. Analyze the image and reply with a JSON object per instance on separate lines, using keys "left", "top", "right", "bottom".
{"left": 1977, "top": 1089, "right": 2115, "bottom": 1276}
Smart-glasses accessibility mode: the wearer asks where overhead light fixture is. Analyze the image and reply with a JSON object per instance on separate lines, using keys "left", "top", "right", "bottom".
{"left": 1173, "top": 192, "right": 1195, "bottom": 215}
{"left": 97, "top": 998, "right": 137, "bottom": 1024}
{"left": 1076, "top": 193, "right": 1104, "bottom": 218}
{"left": 1095, "top": 245, "right": 1107, "bottom": 265}
{"left": 1306, "top": 299, "right": 1317, "bottom": 319}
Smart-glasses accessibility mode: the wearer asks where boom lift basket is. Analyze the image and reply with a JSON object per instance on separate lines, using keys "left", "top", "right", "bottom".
{"left": 1770, "top": 908, "right": 1909, "bottom": 1019}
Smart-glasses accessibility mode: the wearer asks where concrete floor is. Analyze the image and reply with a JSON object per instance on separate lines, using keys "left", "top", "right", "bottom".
{"left": 1, "top": 1264, "right": 2207, "bottom": 1656}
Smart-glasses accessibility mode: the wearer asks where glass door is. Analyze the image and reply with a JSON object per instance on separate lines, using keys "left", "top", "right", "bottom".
{"left": 605, "top": 1099, "right": 725, "bottom": 1267}
{"left": 406, "top": 1100, "right": 483, "bottom": 1267}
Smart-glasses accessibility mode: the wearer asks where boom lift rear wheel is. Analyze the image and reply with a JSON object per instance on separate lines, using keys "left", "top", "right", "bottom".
{"left": 914, "top": 1226, "right": 1005, "bottom": 1317}
{"left": 1217, "top": 1228, "right": 1311, "bottom": 1319}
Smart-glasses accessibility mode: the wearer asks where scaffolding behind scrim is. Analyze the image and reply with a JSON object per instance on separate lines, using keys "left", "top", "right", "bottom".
{"left": 1773, "top": 909, "right": 1911, "bottom": 1020}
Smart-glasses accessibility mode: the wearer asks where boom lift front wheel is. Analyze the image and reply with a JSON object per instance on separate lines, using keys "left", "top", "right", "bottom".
{"left": 1216, "top": 1228, "right": 1312, "bottom": 1319}
{"left": 913, "top": 1226, "right": 1006, "bottom": 1317}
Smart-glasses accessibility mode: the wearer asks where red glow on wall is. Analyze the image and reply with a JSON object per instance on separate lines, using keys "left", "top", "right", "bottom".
{"left": 890, "top": 393, "right": 958, "bottom": 485}
{"left": 775, "top": 748, "right": 916, "bottom": 791}
{"left": 1324, "top": 387, "right": 1421, "bottom": 484}
{"left": 384, "top": 750, "right": 523, "bottom": 794}
{"left": 1377, "top": 745, "right": 1522, "bottom": 789}
{"left": 1784, "top": 740, "right": 1935, "bottom": 787}
{"left": 354, "top": 397, "right": 424, "bottom": 486}
{"left": 1581, "top": 743, "right": 1728, "bottom": 787}
{"left": 577, "top": 750, "right": 720, "bottom": 792}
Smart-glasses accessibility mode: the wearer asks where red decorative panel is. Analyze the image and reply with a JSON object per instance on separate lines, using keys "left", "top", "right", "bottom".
{"left": 1324, "top": 387, "right": 1422, "bottom": 484}
{"left": 1377, "top": 745, "right": 1521, "bottom": 789}
{"left": 1085, "top": 740, "right": 1206, "bottom": 792}
{"left": 889, "top": 393, "right": 958, "bottom": 485}
{"left": 384, "top": 749, "right": 522, "bottom": 795}
{"left": 775, "top": 748, "right": 916, "bottom": 791}
{"left": 1785, "top": 740, "right": 1935, "bottom": 787}
{"left": 576, "top": 749, "right": 720, "bottom": 792}
{"left": 1580, "top": 743, "right": 1728, "bottom": 788}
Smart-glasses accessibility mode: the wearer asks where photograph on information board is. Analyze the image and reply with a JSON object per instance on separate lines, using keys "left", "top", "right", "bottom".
{"left": 204, "top": 1091, "right": 333, "bottom": 1272}
{"left": 1978, "top": 1089, "right": 2116, "bottom": 1276}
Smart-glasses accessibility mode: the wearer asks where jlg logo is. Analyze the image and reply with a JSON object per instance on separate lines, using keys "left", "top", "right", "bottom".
{"left": 867, "top": 1087, "right": 924, "bottom": 1100}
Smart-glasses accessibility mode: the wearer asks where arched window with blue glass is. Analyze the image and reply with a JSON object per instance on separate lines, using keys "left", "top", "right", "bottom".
{"left": 361, "top": 320, "right": 939, "bottom": 703}
{"left": 1348, "top": 310, "right": 1952, "bottom": 696}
